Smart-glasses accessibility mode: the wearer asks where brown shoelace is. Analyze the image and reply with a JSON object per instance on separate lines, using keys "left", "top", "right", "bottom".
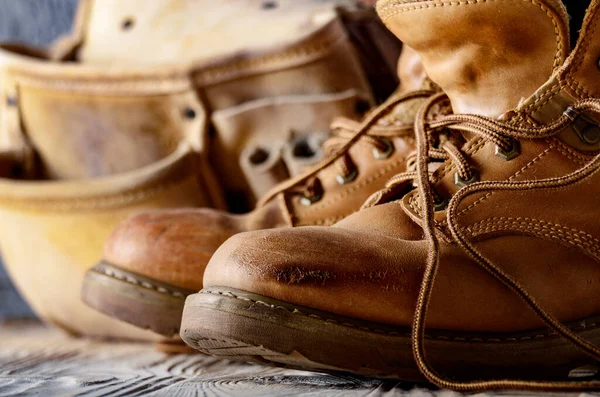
{"left": 390, "top": 93, "right": 600, "bottom": 391}
{"left": 256, "top": 89, "right": 435, "bottom": 207}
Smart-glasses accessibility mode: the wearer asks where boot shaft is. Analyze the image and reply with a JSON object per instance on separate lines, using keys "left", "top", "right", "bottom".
{"left": 377, "top": 0, "right": 570, "bottom": 117}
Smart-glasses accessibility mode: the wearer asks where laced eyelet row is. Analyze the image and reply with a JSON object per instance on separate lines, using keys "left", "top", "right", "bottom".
{"left": 255, "top": 90, "right": 436, "bottom": 209}
{"left": 302, "top": 139, "right": 397, "bottom": 205}
{"left": 402, "top": 94, "right": 600, "bottom": 392}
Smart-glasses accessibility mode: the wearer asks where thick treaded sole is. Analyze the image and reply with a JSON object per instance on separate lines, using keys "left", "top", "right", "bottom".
{"left": 181, "top": 287, "right": 600, "bottom": 381}
{"left": 81, "top": 261, "right": 195, "bottom": 337}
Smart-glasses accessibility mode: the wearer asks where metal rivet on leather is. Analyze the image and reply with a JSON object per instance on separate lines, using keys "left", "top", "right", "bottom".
{"left": 183, "top": 108, "right": 197, "bottom": 120}
{"left": 249, "top": 147, "right": 270, "bottom": 165}
{"left": 495, "top": 139, "right": 521, "bottom": 161}
{"left": 454, "top": 169, "right": 479, "bottom": 188}
{"left": 121, "top": 18, "right": 135, "bottom": 30}
{"left": 581, "top": 127, "right": 600, "bottom": 144}
{"left": 262, "top": 1, "right": 277, "bottom": 9}
{"left": 336, "top": 169, "right": 358, "bottom": 185}
{"left": 372, "top": 139, "right": 394, "bottom": 160}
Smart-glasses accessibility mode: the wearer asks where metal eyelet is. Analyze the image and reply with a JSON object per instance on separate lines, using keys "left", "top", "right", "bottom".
{"left": 454, "top": 169, "right": 479, "bottom": 188}
{"left": 372, "top": 139, "right": 394, "bottom": 160}
{"left": 336, "top": 169, "right": 358, "bottom": 185}
{"left": 564, "top": 107, "right": 600, "bottom": 145}
{"left": 434, "top": 198, "right": 448, "bottom": 211}
{"left": 495, "top": 139, "right": 521, "bottom": 161}
{"left": 300, "top": 193, "right": 322, "bottom": 207}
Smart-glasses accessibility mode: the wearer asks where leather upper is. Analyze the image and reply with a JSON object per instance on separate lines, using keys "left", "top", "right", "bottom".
{"left": 103, "top": 200, "right": 288, "bottom": 291}
{"left": 102, "top": 47, "right": 432, "bottom": 290}
{"left": 203, "top": 0, "right": 600, "bottom": 334}
{"left": 377, "top": 0, "right": 569, "bottom": 117}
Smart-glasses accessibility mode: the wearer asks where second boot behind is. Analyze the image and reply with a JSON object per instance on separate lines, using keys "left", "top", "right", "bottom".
{"left": 81, "top": 46, "right": 438, "bottom": 337}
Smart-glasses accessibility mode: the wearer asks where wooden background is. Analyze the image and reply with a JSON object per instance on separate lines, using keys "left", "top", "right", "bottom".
{"left": 0, "top": 1, "right": 598, "bottom": 396}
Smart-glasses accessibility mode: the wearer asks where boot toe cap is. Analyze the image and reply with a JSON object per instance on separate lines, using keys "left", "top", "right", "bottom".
{"left": 104, "top": 208, "right": 243, "bottom": 291}
{"left": 202, "top": 226, "right": 428, "bottom": 326}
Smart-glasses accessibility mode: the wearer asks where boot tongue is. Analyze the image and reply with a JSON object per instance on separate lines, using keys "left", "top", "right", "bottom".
{"left": 385, "top": 45, "right": 439, "bottom": 124}
{"left": 396, "top": 45, "right": 434, "bottom": 93}
{"left": 377, "top": 0, "right": 570, "bottom": 118}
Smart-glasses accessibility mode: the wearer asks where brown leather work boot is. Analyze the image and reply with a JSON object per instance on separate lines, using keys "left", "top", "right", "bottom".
{"left": 0, "top": 0, "right": 400, "bottom": 340}
{"left": 81, "top": 46, "right": 439, "bottom": 337}
{"left": 181, "top": 0, "right": 600, "bottom": 390}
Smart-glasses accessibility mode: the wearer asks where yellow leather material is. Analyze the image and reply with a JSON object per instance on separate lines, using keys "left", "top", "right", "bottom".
{"left": 20, "top": 86, "right": 204, "bottom": 180}
{"left": 0, "top": 0, "right": 400, "bottom": 339}
{"left": 0, "top": 7, "right": 388, "bottom": 203}
{"left": 1, "top": 145, "right": 208, "bottom": 339}
{"left": 76, "top": 0, "right": 360, "bottom": 66}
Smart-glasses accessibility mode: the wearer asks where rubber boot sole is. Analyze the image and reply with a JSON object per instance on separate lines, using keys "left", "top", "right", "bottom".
{"left": 82, "top": 261, "right": 195, "bottom": 337}
{"left": 180, "top": 287, "right": 600, "bottom": 382}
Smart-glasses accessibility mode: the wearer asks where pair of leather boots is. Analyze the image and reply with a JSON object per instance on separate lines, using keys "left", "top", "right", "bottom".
{"left": 7, "top": 0, "right": 600, "bottom": 391}
{"left": 84, "top": 0, "right": 600, "bottom": 390}
{"left": 0, "top": 0, "right": 403, "bottom": 340}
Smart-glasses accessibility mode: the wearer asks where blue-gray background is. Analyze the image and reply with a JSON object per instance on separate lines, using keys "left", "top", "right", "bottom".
{"left": 0, "top": 0, "right": 79, "bottom": 320}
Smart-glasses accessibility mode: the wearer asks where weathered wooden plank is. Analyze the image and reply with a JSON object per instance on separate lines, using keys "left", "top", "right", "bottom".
{"left": 0, "top": 321, "right": 410, "bottom": 396}
{"left": 1, "top": 321, "right": 596, "bottom": 396}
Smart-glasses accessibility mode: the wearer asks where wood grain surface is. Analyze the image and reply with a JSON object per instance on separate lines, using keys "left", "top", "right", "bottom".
{"left": 1, "top": 321, "right": 598, "bottom": 397}
{"left": 0, "top": 321, "right": 449, "bottom": 397}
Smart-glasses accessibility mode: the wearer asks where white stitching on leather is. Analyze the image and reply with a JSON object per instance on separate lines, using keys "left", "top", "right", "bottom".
{"left": 201, "top": 289, "right": 600, "bottom": 342}
{"left": 95, "top": 266, "right": 189, "bottom": 298}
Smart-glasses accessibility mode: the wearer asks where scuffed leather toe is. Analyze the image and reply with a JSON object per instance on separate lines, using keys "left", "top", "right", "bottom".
{"left": 203, "top": 223, "right": 574, "bottom": 332}
{"left": 203, "top": 225, "right": 430, "bottom": 327}
{"left": 104, "top": 208, "right": 245, "bottom": 291}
